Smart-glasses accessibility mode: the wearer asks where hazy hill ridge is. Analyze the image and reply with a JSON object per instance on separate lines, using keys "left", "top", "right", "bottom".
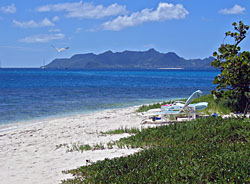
{"left": 45, "top": 49, "right": 214, "bottom": 69}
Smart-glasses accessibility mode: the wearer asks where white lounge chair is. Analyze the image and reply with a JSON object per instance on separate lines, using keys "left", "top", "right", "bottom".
{"left": 142, "top": 90, "right": 208, "bottom": 121}
{"left": 146, "top": 90, "right": 203, "bottom": 113}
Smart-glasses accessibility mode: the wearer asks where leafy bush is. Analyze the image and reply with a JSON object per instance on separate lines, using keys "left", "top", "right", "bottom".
{"left": 211, "top": 21, "right": 250, "bottom": 113}
{"left": 62, "top": 117, "right": 250, "bottom": 183}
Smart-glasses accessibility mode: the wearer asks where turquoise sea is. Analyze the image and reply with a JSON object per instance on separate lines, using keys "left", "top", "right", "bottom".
{"left": 0, "top": 68, "right": 218, "bottom": 128}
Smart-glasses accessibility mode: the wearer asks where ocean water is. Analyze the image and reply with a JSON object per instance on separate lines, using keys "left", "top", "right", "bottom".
{"left": 0, "top": 68, "right": 218, "bottom": 127}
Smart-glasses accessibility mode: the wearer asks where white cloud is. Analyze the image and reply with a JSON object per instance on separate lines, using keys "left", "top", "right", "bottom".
{"left": 52, "top": 16, "right": 59, "bottom": 22}
{"left": 0, "top": 4, "right": 16, "bottom": 14}
{"left": 13, "top": 18, "right": 55, "bottom": 28}
{"left": 102, "top": 3, "right": 189, "bottom": 31}
{"left": 19, "top": 33, "right": 65, "bottom": 43}
{"left": 36, "top": 1, "right": 127, "bottom": 19}
{"left": 219, "top": 4, "right": 245, "bottom": 15}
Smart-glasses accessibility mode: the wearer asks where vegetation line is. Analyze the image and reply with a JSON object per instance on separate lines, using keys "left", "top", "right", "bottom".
{"left": 62, "top": 117, "right": 250, "bottom": 183}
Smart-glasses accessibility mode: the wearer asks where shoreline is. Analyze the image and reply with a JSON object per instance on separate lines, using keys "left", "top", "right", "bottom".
{"left": 0, "top": 108, "right": 109, "bottom": 133}
{"left": 0, "top": 104, "right": 143, "bottom": 132}
{"left": 0, "top": 106, "right": 146, "bottom": 184}
{"left": 0, "top": 98, "right": 169, "bottom": 133}
{"left": 157, "top": 67, "right": 184, "bottom": 69}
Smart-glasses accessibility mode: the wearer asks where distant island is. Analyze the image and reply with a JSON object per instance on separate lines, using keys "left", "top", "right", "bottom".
{"left": 44, "top": 48, "right": 214, "bottom": 69}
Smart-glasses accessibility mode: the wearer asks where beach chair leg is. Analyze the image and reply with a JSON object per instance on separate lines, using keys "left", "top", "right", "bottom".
{"left": 191, "top": 106, "right": 196, "bottom": 119}
{"left": 192, "top": 113, "right": 196, "bottom": 119}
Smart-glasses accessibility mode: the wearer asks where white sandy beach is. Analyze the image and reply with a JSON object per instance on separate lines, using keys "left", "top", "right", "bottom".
{"left": 0, "top": 106, "right": 147, "bottom": 184}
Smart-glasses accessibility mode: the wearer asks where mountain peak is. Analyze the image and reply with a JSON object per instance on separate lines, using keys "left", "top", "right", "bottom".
{"left": 46, "top": 49, "right": 214, "bottom": 69}
{"left": 147, "top": 48, "right": 158, "bottom": 52}
{"left": 166, "top": 52, "right": 179, "bottom": 56}
{"left": 101, "top": 50, "right": 113, "bottom": 54}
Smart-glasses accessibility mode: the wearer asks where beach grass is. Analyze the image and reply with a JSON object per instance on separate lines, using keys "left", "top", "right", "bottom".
{"left": 62, "top": 117, "right": 250, "bottom": 183}
{"left": 101, "top": 127, "right": 140, "bottom": 135}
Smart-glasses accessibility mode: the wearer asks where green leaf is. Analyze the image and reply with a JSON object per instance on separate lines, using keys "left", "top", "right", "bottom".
{"left": 232, "top": 22, "right": 237, "bottom": 26}
{"left": 225, "top": 31, "right": 231, "bottom": 36}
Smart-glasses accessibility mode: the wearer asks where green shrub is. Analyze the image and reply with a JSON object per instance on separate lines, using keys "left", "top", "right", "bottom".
{"left": 211, "top": 21, "right": 250, "bottom": 114}
{"left": 62, "top": 117, "right": 250, "bottom": 183}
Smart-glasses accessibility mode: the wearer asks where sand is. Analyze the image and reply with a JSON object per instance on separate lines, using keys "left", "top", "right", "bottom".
{"left": 0, "top": 106, "right": 148, "bottom": 184}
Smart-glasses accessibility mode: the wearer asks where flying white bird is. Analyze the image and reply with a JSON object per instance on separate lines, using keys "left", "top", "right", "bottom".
{"left": 51, "top": 45, "right": 69, "bottom": 52}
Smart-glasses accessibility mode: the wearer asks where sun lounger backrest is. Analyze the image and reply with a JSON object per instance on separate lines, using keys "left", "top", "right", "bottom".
{"left": 183, "top": 90, "right": 202, "bottom": 108}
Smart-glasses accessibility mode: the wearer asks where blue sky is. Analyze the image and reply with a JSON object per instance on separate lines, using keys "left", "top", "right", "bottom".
{"left": 0, "top": 0, "right": 249, "bottom": 68}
